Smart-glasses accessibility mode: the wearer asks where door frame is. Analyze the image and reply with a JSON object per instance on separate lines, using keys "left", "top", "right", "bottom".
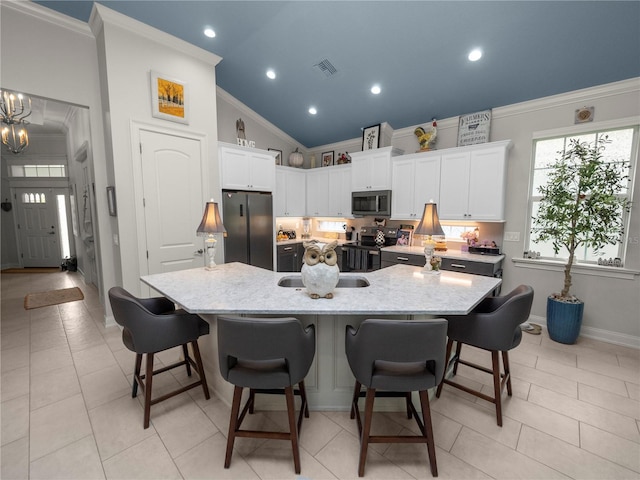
{"left": 130, "top": 120, "right": 210, "bottom": 294}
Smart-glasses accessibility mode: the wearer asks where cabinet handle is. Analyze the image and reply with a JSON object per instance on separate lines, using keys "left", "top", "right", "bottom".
{"left": 450, "top": 263, "right": 467, "bottom": 269}
{"left": 396, "top": 256, "right": 409, "bottom": 261}
{"left": 283, "top": 247, "right": 293, "bottom": 251}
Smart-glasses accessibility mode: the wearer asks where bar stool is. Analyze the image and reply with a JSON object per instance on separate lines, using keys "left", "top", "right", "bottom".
{"left": 435, "top": 285, "right": 534, "bottom": 426}
{"left": 108, "top": 286, "right": 210, "bottom": 429}
{"left": 217, "top": 316, "right": 315, "bottom": 474}
{"left": 346, "top": 318, "right": 447, "bottom": 477}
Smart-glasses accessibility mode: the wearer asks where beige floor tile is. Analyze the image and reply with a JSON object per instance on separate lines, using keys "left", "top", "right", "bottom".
{"left": 30, "top": 364, "right": 81, "bottom": 410}
{"left": 381, "top": 408, "right": 463, "bottom": 453}
{"left": 536, "top": 357, "right": 629, "bottom": 397}
{"left": 315, "top": 429, "right": 414, "bottom": 479}
{"left": 103, "top": 434, "right": 181, "bottom": 480}
{"left": 528, "top": 384, "right": 640, "bottom": 443}
{"left": 29, "top": 434, "right": 105, "bottom": 480}
{"left": 628, "top": 382, "right": 640, "bottom": 401}
{"left": 452, "top": 426, "right": 567, "bottom": 479}
{"left": 244, "top": 441, "right": 337, "bottom": 479}
{"left": 577, "top": 354, "right": 640, "bottom": 385}
{"left": 1, "top": 326, "right": 30, "bottom": 350}
{"left": 30, "top": 327, "right": 68, "bottom": 353}
{"left": 264, "top": 409, "right": 342, "bottom": 456}
{"left": 1, "top": 365, "right": 30, "bottom": 402}
{"left": 149, "top": 392, "right": 219, "bottom": 458}
{"left": 79, "top": 363, "right": 131, "bottom": 410}
{"left": 1, "top": 394, "right": 30, "bottom": 446}
{"left": 518, "top": 425, "right": 638, "bottom": 479}
{"left": 580, "top": 423, "right": 640, "bottom": 473}
{"left": 1, "top": 436, "right": 29, "bottom": 480}
{"left": 578, "top": 383, "right": 640, "bottom": 419}
{"left": 618, "top": 354, "right": 640, "bottom": 370}
{"left": 174, "top": 432, "right": 260, "bottom": 480}
{"left": 29, "top": 393, "right": 92, "bottom": 461}
{"left": 30, "top": 345, "right": 73, "bottom": 376}
{"left": 72, "top": 343, "right": 118, "bottom": 377}
{"left": 479, "top": 376, "right": 531, "bottom": 402}
{"left": 1, "top": 344, "right": 30, "bottom": 373}
{"left": 192, "top": 389, "right": 235, "bottom": 434}
{"left": 517, "top": 341, "right": 578, "bottom": 367}
{"left": 431, "top": 390, "right": 521, "bottom": 449}
{"left": 88, "top": 395, "right": 156, "bottom": 461}
{"left": 510, "top": 362, "right": 578, "bottom": 398}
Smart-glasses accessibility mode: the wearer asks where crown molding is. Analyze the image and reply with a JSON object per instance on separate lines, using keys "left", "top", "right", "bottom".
{"left": 216, "top": 86, "right": 305, "bottom": 151}
{"left": 2, "top": 0, "right": 93, "bottom": 37}
{"left": 89, "top": 3, "right": 221, "bottom": 67}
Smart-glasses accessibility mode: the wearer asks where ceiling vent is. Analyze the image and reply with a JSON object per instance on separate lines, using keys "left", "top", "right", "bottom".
{"left": 313, "top": 59, "right": 338, "bottom": 77}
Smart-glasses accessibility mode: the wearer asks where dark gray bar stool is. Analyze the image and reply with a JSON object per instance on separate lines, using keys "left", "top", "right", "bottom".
{"left": 346, "top": 318, "right": 447, "bottom": 477}
{"left": 217, "top": 316, "right": 315, "bottom": 475}
{"left": 436, "top": 284, "right": 534, "bottom": 426}
{"left": 108, "top": 286, "right": 210, "bottom": 429}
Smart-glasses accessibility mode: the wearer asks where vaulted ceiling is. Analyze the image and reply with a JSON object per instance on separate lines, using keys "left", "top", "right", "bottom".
{"left": 33, "top": 1, "right": 640, "bottom": 147}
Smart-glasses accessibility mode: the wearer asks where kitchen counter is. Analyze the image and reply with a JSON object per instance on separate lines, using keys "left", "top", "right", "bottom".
{"left": 141, "top": 262, "right": 501, "bottom": 410}
{"left": 141, "top": 261, "right": 501, "bottom": 316}
{"left": 275, "top": 236, "right": 352, "bottom": 246}
{"left": 382, "top": 245, "right": 505, "bottom": 265}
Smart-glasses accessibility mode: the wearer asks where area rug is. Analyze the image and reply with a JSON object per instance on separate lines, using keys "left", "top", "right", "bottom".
{"left": 2, "top": 267, "right": 60, "bottom": 274}
{"left": 24, "top": 287, "right": 84, "bottom": 310}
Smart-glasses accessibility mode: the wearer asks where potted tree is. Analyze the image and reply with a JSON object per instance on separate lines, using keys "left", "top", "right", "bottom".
{"left": 531, "top": 135, "right": 631, "bottom": 344}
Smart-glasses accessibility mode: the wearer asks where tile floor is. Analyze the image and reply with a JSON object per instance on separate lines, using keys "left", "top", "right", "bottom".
{"left": 1, "top": 271, "right": 639, "bottom": 479}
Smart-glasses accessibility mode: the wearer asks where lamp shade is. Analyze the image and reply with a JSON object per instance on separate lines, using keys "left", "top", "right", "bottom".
{"left": 196, "top": 199, "right": 226, "bottom": 236}
{"left": 415, "top": 202, "right": 444, "bottom": 237}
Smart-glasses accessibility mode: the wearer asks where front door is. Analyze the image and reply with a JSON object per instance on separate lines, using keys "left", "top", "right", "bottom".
{"left": 14, "top": 187, "right": 63, "bottom": 267}
{"left": 139, "top": 129, "right": 206, "bottom": 277}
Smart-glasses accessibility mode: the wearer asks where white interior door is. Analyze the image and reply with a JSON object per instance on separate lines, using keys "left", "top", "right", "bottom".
{"left": 14, "top": 187, "right": 63, "bottom": 267}
{"left": 140, "top": 129, "right": 205, "bottom": 276}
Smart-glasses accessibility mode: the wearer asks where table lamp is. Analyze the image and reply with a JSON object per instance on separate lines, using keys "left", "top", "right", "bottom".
{"left": 196, "top": 199, "right": 226, "bottom": 270}
{"left": 415, "top": 201, "right": 445, "bottom": 274}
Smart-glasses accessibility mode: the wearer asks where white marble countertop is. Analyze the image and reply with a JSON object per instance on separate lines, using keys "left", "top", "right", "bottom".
{"left": 381, "top": 245, "right": 505, "bottom": 264}
{"left": 276, "top": 237, "right": 351, "bottom": 246}
{"left": 141, "top": 262, "right": 501, "bottom": 316}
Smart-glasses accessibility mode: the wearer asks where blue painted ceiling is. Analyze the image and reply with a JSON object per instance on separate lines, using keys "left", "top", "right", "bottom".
{"left": 34, "top": 1, "right": 640, "bottom": 148}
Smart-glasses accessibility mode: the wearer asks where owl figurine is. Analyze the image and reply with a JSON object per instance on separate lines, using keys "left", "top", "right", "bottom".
{"left": 301, "top": 240, "right": 340, "bottom": 299}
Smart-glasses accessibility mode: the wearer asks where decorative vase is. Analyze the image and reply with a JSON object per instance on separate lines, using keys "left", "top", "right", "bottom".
{"left": 288, "top": 148, "right": 304, "bottom": 168}
{"left": 546, "top": 296, "right": 584, "bottom": 344}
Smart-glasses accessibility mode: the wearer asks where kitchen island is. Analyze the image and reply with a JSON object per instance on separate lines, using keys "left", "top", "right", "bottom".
{"left": 141, "top": 262, "right": 501, "bottom": 410}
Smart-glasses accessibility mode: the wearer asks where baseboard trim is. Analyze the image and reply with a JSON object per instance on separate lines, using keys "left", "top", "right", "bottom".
{"left": 528, "top": 314, "right": 640, "bottom": 349}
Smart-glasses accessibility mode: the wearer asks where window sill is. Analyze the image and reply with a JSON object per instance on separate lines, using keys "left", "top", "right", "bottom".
{"left": 512, "top": 258, "right": 639, "bottom": 280}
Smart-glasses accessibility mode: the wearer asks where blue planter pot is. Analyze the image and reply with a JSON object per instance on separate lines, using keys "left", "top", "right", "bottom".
{"left": 546, "top": 297, "right": 584, "bottom": 344}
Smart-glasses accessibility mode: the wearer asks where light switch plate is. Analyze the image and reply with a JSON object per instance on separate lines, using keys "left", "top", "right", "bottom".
{"left": 504, "top": 231, "right": 520, "bottom": 242}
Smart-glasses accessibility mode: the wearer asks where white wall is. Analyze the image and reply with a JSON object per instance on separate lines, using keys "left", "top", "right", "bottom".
{"left": 0, "top": 1, "right": 114, "bottom": 317}
{"left": 90, "top": 4, "right": 221, "bottom": 296}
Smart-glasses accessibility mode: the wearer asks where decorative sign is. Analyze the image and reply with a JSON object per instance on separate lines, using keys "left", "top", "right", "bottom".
{"left": 457, "top": 110, "right": 491, "bottom": 146}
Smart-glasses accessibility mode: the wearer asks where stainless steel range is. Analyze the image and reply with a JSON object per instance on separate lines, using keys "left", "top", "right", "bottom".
{"left": 342, "top": 226, "right": 398, "bottom": 272}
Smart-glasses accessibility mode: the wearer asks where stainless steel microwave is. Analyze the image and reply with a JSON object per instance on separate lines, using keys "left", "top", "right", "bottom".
{"left": 351, "top": 190, "right": 392, "bottom": 217}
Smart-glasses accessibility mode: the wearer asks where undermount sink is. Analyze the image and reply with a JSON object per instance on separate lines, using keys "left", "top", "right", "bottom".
{"left": 278, "top": 276, "right": 370, "bottom": 288}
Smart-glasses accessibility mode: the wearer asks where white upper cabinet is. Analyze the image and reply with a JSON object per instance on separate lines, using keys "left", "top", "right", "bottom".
{"left": 391, "top": 152, "right": 441, "bottom": 220}
{"left": 438, "top": 140, "right": 512, "bottom": 221}
{"left": 306, "top": 169, "right": 330, "bottom": 217}
{"left": 219, "top": 143, "right": 276, "bottom": 192}
{"left": 327, "top": 164, "right": 352, "bottom": 217}
{"left": 350, "top": 147, "right": 403, "bottom": 191}
{"left": 275, "top": 166, "right": 306, "bottom": 217}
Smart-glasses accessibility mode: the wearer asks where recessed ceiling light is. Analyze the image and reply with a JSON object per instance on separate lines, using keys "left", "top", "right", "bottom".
{"left": 204, "top": 27, "right": 216, "bottom": 38}
{"left": 308, "top": 107, "right": 317, "bottom": 115}
{"left": 468, "top": 48, "right": 482, "bottom": 62}
{"left": 266, "top": 69, "right": 276, "bottom": 80}
{"left": 370, "top": 85, "right": 381, "bottom": 95}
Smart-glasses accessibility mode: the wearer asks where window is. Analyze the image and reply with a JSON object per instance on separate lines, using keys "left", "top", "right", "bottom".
{"left": 10, "top": 164, "right": 66, "bottom": 177}
{"left": 528, "top": 125, "right": 637, "bottom": 263}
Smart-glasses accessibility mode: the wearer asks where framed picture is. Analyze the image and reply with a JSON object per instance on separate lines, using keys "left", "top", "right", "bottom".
{"left": 396, "top": 229, "right": 413, "bottom": 246}
{"left": 106, "top": 186, "right": 117, "bottom": 216}
{"left": 362, "top": 123, "right": 381, "bottom": 150}
{"left": 150, "top": 71, "right": 189, "bottom": 124}
{"left": 268, "top": 148, "right": 283, "bottom": 165}
{"left": 322, "top": 151, "right": 334, "bottom": 167}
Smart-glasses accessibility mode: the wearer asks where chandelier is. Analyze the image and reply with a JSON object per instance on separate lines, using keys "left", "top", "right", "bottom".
{"left": 1, "top": 89, "right": 31, "bottom": 154}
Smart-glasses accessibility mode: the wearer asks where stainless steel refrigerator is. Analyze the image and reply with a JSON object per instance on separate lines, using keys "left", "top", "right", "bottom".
{"left": 222, "top": 190, "right": 274, "bottom": 270}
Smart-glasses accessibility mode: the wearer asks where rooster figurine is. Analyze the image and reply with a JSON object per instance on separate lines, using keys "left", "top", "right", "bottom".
{"left": 414, "top": 119, "right": 438, "bottom": 151}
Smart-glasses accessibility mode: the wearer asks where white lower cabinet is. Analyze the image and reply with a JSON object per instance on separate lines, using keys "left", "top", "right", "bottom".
{"left": 391, "top": 153, "right": 440, "bottom": 220}
{"left": 438, "top": 140, "right": 511, "bottom": 221}
{"left": 275, "top": 167, "right": 306, "bottom": 217}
